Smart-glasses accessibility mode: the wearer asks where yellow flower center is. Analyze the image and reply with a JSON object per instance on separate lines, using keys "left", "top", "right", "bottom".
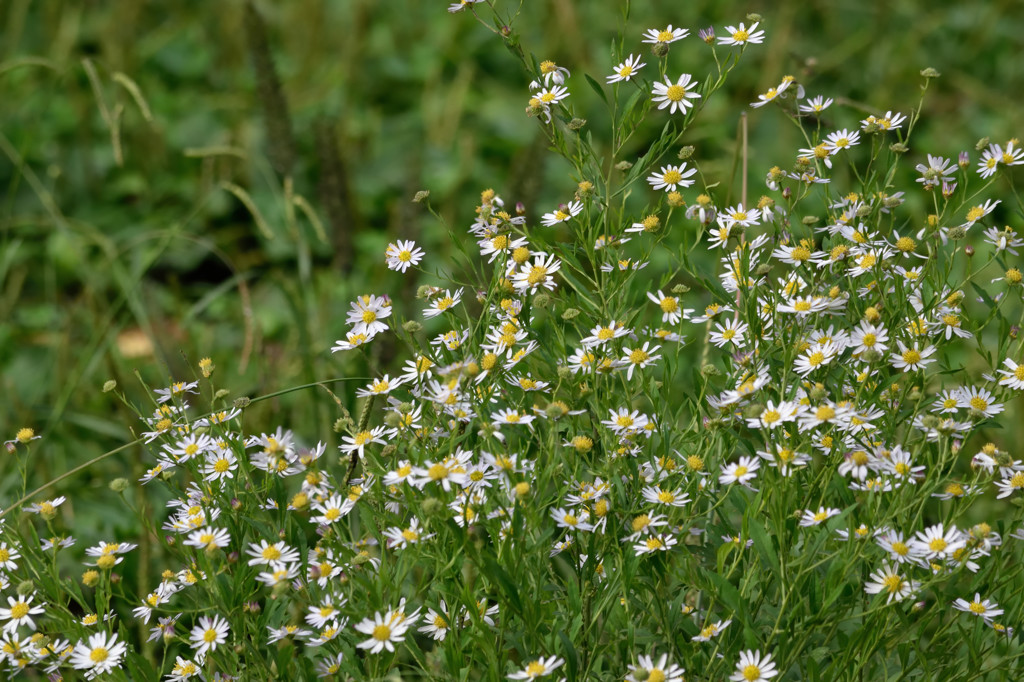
{"left": 882, "top": 575, "right": 903, "bottom": 593}
{"left": 662, "top": 170, "right": 682, "bottom": 184}
{"left": 902, "top": 349, "right": 921, "bottom": 365}
{"left": 665, "top": 84, "right": 687, "bottom": 102}
{"left": 90, "top": 647, "right": 109, "bottom": 663}
{"left": 372, "top": 624, "right": 392, "bottom": 641}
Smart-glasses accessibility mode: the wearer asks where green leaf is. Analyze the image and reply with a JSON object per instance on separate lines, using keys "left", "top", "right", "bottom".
{"left": 482, "top": 554, "right": 525, "bottom": 617}
{"left": 557, "top": 629, "right": 579, "bottom": 680}
{"left": 702, "top": 567, "right": 743, "bottom": 616}
{"left": 584, "top": 74, "right": 609, "bottom": 106}
{"left": 748, "top": 521, "right": 780, "bottom": 576}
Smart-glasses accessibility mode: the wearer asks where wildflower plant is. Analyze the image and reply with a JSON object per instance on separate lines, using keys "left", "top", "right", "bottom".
{"left": 5, "top": 3, "right": 1024, "bottom": 681}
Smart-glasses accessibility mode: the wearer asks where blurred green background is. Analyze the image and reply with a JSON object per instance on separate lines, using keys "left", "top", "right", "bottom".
{"left": 2, "top": 0, "right": 1023, "bottom": 533}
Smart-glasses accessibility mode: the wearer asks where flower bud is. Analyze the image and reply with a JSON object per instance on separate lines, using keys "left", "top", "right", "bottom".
{"left": 403, "top": 320, "right": 423, "bottom": 333}
{"left": 652, "top": 42, "right": 670, "bottom": 58}
{"left": 421, "top": 497, "right": 444, "bottom": 516}
{"left": 568, "top": 118, "right": 587, "bottom": 131}
{"left": 920, "top": 67, "right": 940, "bottom": 78}
{"left": 109, "top": 478, "right": 130, "bottom": 493}
{"left": 700, "top": 364, "right": 721, "bottom": 377}
{"left": 102, "top": 380, "right": 117, "bottom": 393}
{"left": 233, "top": 396, "right": 251, "bottom": 409}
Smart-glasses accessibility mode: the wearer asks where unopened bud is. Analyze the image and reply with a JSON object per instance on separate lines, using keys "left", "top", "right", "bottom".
{"left": 678, "top": 145, "right": 695, "bottom": 160}
{"left": 403, "top": 320, "right": 423, "bottom": 333}
{"left": 964, "top": 245, "right": 974, "bottom": 257}
{"left": 861, "top": 349, "right": 881, "bottom": 363}
{"left": 615, "top": 160, "right": 633, "bottom": 171}
{"left": 233, "top": 396, "right": 250, "bottom": 409}
{"left": 700, "top": 364, "right": 721, "bottom": 377}
{"left": 920, "top": 67, "right": 940, "bottom": 78}
{"left": 109, "top": 478, "right": 129, "bottom": 493}
{"left": 975, "top": 137, "right": 990, "bottom": 151}
{"left": 568, "top": 118, "right": 587, "bottom": 131}
{"left": 889, "top": 142, "right": 908, "bottom": 154}
{"left": 652, "top": 42, "right": 670, "bottom": 58}
{"left": 422, "top": 497, "right": 444, "bottom": 516}
{"left": 562, "top": 307, "right": 580, "bottom": 320}
{"left": 671, "top": 284, "right": 690, "bottom": 295}
{"left": 949, "top": 226, "right": 967, "bottom": 241}
{"left": 801, "top": 215, "right": 820, "bottom": 225}
{"left": 413, "top": 190, "right": 430, "bottom": 203}
{"left": 533, "top": 293, "right": 551, "bottom": 308}
{"left": 102, "top": 380, "right": 117, "bottom": 393}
